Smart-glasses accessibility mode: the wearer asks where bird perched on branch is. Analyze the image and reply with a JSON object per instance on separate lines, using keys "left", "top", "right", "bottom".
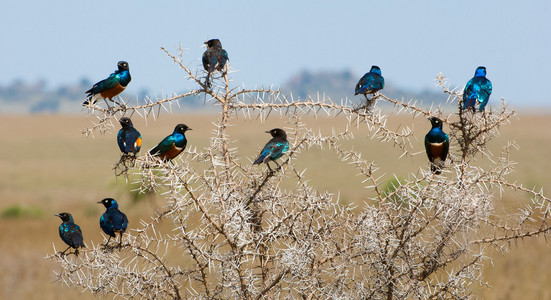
{"left": 149, "top": 124, "right": 192, "bottom": 161}
{"left": 424, "top": 117, "right": 449, "bottom": 175}
{"left": 355, "top": 65, "right": 385, "bottom": 101}
{"left": 463, "top": 66, "right": 492, "bottom": 112}
{"left": 117, "top": 117, "right": 142, "bottom": 157}
{"left": 253, "top": 128, "right": 289, "bottom": 172}
{"left": 55, "top": 212, "right": 85, "bottom": 256}
{"left": 202, "top": 39, "right": 228, "bottom": 88}
{"left": 83, "top": 61, "right": 131, "bottom": 105}
{"left": 98, "top": 198, "right": 128, "bottom": 248}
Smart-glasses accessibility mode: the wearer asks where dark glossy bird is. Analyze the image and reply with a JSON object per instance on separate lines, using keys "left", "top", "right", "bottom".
{"left": 202, "top": 39, "right": 229, "bottom": 87}
{"left": 355, "top": 65, "right": 385, "bottom": 99}
{"left": 149, "top": 124, "right": 192, "bottom": 161}
{"left": 83, "top": 61, "right": 131, "bottom": 105}
{"left": 463, "top": 66, "right": 492, "bottom": 112}
{"left": 424, "top": 117, "right": 450, "bottom": 175}
{"left": 117, "top": 117, "right": 142, "bottom": 156}
{"left": 98, "top": 198, "right": 128, "bottom": 247}
{"left": 253, "top": 128, "right": 289, "bottom": 172}
{"left": 56, "top": 212, "right": 85, "bottom": 256}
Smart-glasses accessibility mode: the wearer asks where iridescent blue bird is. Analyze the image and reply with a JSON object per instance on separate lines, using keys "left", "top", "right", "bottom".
{"left": 424, "top": 117, "right": 450, "bottom": 175}
{"left": 98, "top": 198, "right": 128, "bottom": 247}
{"left": 83, "top": 61, "right": 131, "bottom": 105}
{"left": 202, "top": 39, "right": 229, "bottom": 88}
{"left": 355, "top": 65, "right": 385, "bottom": 100}
{"left": 253, "top": 128, "right": 289, "bottom": 172}
{"left": 117, "top": 117, "right": 142, "bottom": 157}
{"left": 149, "top": 124, "right": 192, "bottom": 161}
{"left": 463, "top": 66, "right": 492, "bottom": 112}
{"left": 56, "top": 212, "right": 85, "bottom": 256}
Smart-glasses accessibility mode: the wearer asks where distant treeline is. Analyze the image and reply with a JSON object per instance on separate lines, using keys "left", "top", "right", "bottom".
{"left": 0, "top": 71, "right": 449, "bottom": 113}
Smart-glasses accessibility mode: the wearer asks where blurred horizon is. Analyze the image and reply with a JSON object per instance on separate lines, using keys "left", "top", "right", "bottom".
{"left": 1, "top": 0, "right": 549, "bottom": 110}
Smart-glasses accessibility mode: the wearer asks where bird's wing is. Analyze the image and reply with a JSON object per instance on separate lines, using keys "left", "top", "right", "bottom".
{"left": 253, "top": 142, "right": 273, "bottom": 164}
{"left": 149, "top": 135, "right": 176, "bottom": 156}
{"left": 202, "top": 53, "right": 209, "bottom": 71}
{"left": 442, "top": 134, "right": 450, "bottom": 161}
{"left": 86, "top": 73, "right": 120, "bottom": 95}
{"left": 269, "top": 141, "right": 289, "bottom": 160}
{"left": 117, "top": 129, "right": 126, "bottom": 152}
{"left": 424, "top": 135, "right": 432, "bottom": 161}
{"left": 124, "top": 128, "right": 142, "bottom": 153}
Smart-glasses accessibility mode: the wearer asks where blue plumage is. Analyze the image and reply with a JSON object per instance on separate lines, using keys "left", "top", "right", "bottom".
{"left": 355, "top": 65, "right": 385, "bottom": 98}
{"left": 424, "top": 117, "right": 450, "bottom": 175}
{"left": 117, "top": 117, "right": 142, "bottom": 156}
{"left": 98, "top": 198, "right": 128, "bottom": 247}
{"left": 253, "top": 128, "right": 289, "bottom": 172}
{"left": 149, "top": 124, "right": 192, "bottom": 161}
{"left": 202, "top": 39, "right": 229, "bottom": 88}
{"left": 56, "top": 212, "right": 85, "bottom": 256}
{"left": 83, "top": 61, "right": 131, "bottom": 105}
{"left": 463, "top": 66, "right": 492, "bottom": 112}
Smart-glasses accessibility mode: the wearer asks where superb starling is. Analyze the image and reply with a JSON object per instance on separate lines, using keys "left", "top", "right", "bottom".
{"left": 117, "top": 117, "right": 142, "bottom": 157}
{"left": 84, "top": 61, "right": 131, "bottom": 105}
{"left": 56, "top": 212, "right": 85, "bottom": 256}
{"left": 253, "top": 128, "right": 289, "bottom": 172}
{"left": 463, "top": 66, "right": 492, "bottom": 112}
{"left": 202, "top": 39, "right": 229, "bottom": 88}
{"left": 424, "top": 117, "right": 450, "bottom": 175}
{"left": 355, "top": 65, "right": 385, "bottom": 100}
{"left": 98, "top": 198, "right": 128, "bottom": 247}
{"left": 149, "top": 124, "right": 192, "bottom": 161}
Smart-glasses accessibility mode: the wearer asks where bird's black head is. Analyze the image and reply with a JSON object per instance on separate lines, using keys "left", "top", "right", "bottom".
{"left": 119, "top": 117, "right": 133, "bottom": 128}
{"left": 117, "top": 61, "right": 130, "bottom": 71}
{"left": 56, "top": 212, "right": 73, "bottom": 222}
{"left": 205, "top": 39, "right": 222, "bottom": 48}
{"left": 98, "top": 198, "right": 118, "bottom": 209}
{"left": 428, "top": 116, "right": 443, "bottom": 129}
{"left": 174, "top": 124, "right": 192, "bottom": 134}
{"left": 370, "top": 65, "right": 382, "bottom": 75}
{"left": 266, "top": 128, "right": 287, "bottom": 139}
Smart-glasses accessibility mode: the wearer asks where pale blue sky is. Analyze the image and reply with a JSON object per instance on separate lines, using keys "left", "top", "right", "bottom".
{"left": 1, "top": 1, "right": 549, "bottom": 106}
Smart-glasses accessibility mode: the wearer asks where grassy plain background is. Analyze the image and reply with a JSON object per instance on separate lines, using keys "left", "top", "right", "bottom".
{"left": 0, "top": 112, "right": 549, "bottom": 299}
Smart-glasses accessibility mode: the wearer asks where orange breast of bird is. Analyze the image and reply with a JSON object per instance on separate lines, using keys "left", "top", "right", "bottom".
{"left": 157, "top": 145, "right": 183, "bottom": 161}
{"left": 100, "top": 83, "right": 126, "bottom": 100}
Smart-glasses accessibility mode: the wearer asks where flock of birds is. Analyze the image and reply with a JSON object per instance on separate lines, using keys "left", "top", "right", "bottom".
{"left": 56, "top": 39, "right": 493, "bottom": 256}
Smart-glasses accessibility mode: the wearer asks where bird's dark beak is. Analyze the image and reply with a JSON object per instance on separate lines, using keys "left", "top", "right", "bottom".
{"left": 265, "top": 131, "right": 270, "bottom": 133}
{"left": 55, "top": 213, "right": 61, "bottom": 217}
{"left": 188, "top": 128, "right": 193, "bottom": 130}
{"left": 97, "top": 201, "right": 102, "bottom": 204}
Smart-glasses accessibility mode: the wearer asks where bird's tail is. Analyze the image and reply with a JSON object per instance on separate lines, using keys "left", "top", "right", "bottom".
{"left": 83, "top": 94, "right": 97, "bottom": 106}
{"left": 253, "top": 155, "right": 266, "bottom": 165}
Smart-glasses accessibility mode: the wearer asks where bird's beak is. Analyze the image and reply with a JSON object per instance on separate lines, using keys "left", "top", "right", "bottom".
{"left": 265, "top": 131, "right": 270, "bottom": 133}
{"left": 201, "top": 41, "right": 207, "bottom": 47}
{"left": 54, "top": 213, "right": 61, "bottom": 217}
{"left": 188, "top": 128, "right": 193, "bottom": 130}
{"left": 97, "top": 201, "right": 103, "bottom": 204}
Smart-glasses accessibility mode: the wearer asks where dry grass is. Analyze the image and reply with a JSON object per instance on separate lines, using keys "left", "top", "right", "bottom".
{"left": 0, "top": 113, "right": 549, "bottom": 299}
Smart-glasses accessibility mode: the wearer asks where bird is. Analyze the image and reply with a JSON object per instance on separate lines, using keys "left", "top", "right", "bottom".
{"left": 355, "top": 65, "right": 385, "bottom": 100}
{"left": 55, "top": 212, "right": 85, "bottom": 256}
{"left": 117, "top": 117, "right": 142, "bottom": 157}
{"left": 462, "top": 66, "right": 492, "bottom": 112}
{"left": 424, "top": 117, "right": 450, "bottom": 175}
{"left": 98, "top": 198, "right": 128, "bottom": 248}
{"left": 149, "top": 124, "right": 192, "bottom": 161}
{"left": 202, "top": 39, "right": 229, "bottom": 88}
{"left": 83, "top": 61, "right": 131, "bottom": 105}
{"left": 253, "top": 128, "right": 290, "bottom": 172}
